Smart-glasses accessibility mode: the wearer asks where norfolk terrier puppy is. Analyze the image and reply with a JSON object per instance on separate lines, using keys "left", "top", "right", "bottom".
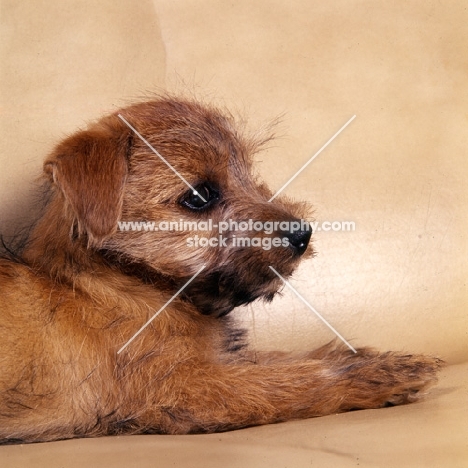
{"left": 0, "top": 97, "right": 442, "bottom": 443}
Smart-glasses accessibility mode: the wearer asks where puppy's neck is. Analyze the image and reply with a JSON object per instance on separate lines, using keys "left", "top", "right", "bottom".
{"left": 21, "top": 196, "right": 177, "bottom": 306}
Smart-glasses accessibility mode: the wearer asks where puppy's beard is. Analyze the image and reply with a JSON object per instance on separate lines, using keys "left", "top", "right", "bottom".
{"left": 181, "top": 265, "right": 291, "bottom": 317}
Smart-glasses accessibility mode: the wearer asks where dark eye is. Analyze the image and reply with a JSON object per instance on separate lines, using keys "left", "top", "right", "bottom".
{"left": 180, "top": 183, "right": 219, "bottom": 211}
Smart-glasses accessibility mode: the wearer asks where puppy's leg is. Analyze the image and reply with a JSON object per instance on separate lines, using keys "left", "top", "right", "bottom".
{"left": 136, "top": 348, "right": 442, "bottom": 434}
{"left": 244, "top": 341, "right": 346, "bottom": 364}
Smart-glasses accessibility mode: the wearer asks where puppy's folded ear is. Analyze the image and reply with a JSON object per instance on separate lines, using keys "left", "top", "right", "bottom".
{"left": 44, "top": 116, "right": 131, "bottom": 246}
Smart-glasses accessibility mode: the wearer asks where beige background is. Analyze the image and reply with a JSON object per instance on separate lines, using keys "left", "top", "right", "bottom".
{"left": 1, "top": 1, "right": 467, "bottom": 467}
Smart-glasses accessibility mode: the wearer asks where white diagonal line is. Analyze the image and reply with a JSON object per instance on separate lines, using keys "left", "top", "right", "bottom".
{"left": 117, "top": 265, "right": 206, "bottom": 354}
{"left": 117, "top": 114, "right": 207, "bottom": 202}
{"left": 268, "top": 115, "right": 356, "bottom": 202}
{"left": 268, "top": 266, "right": 357, "bottom": 353}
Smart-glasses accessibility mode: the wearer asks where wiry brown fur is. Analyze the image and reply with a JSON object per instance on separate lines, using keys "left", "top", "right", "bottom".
{"left": 0, "top": 97, "right": 442, "bottom": 444}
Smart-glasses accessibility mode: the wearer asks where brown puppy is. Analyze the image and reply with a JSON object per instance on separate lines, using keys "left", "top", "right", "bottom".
{"left": 0, "top": 98, "right": 442, "bottom": 443}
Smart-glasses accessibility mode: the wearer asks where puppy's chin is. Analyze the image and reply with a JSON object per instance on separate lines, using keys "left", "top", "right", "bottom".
{"left": 181, "top": 268, "right": 286, "bottom": 317}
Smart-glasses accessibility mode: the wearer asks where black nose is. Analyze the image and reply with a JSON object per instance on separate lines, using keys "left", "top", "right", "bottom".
{"left": 284, "top": 226, "right": 312, "bottom": 256}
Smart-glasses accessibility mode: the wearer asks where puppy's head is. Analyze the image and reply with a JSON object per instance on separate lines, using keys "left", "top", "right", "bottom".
{"left": 45, "top": 98, "right": 312, "bottom": 316}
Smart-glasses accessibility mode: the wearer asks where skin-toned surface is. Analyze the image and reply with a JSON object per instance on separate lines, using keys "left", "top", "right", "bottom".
{"left": 0, "top": 0, "right": 466, "bottom": 465}
{"left": 154, "top": 0, "right": 468, "bottom": 361}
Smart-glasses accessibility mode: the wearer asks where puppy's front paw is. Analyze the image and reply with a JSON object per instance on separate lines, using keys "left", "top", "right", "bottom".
{"left": 337, "top": 349, "right": 444, "bottom": 410}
